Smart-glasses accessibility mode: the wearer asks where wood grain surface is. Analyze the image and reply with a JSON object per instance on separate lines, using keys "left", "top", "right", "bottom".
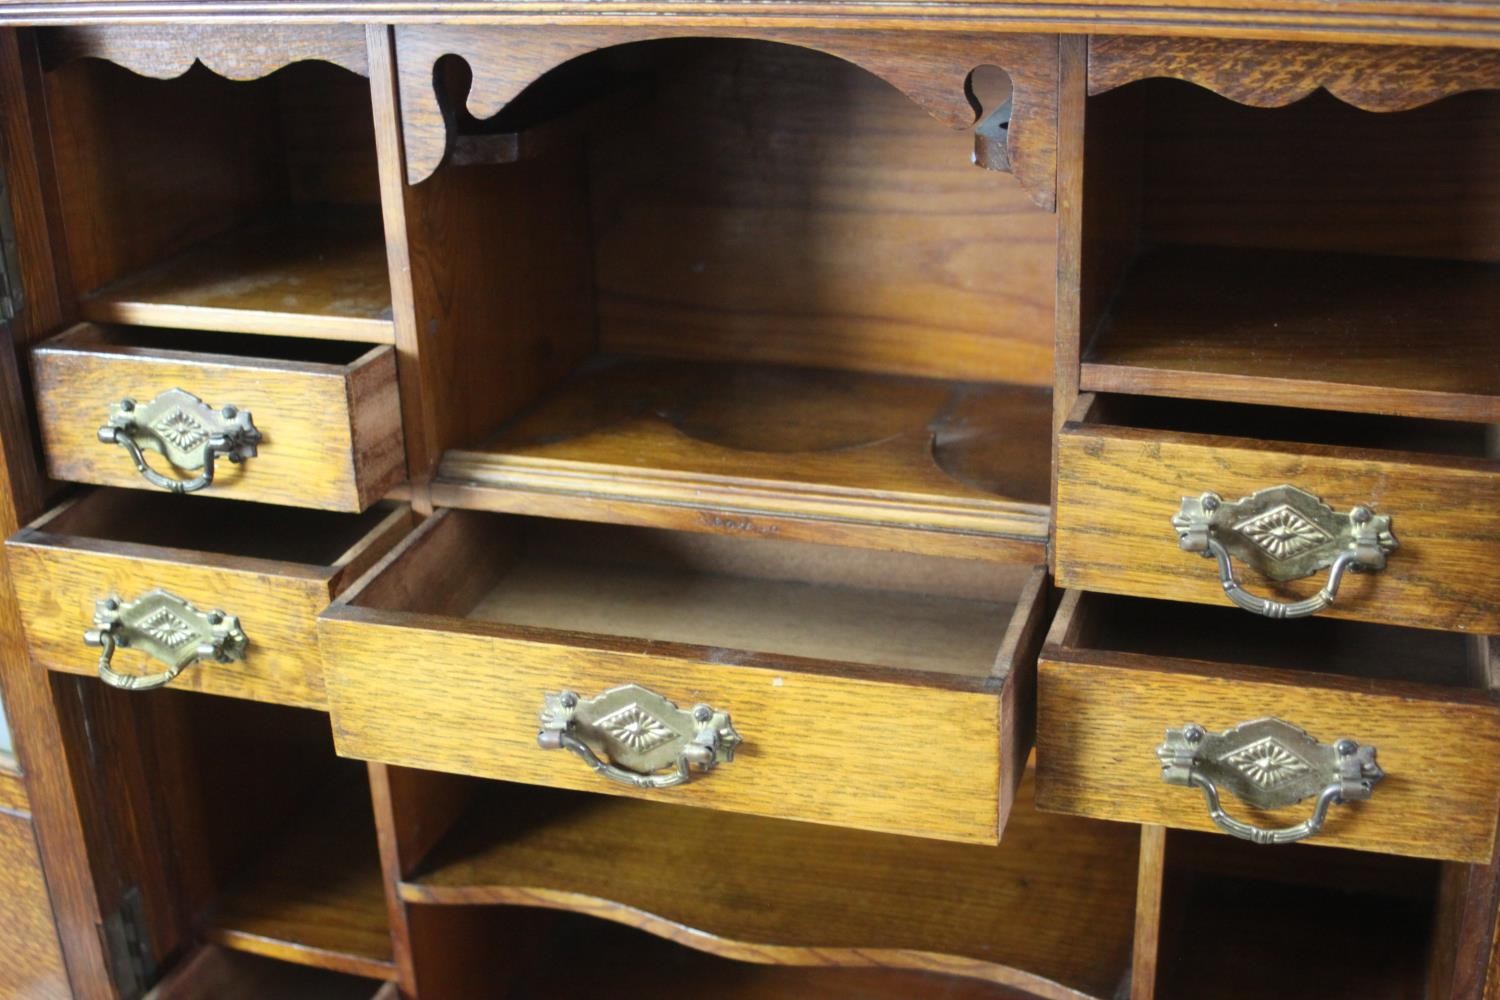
{"left": 1080, "top": 246, "right": 1500, "bottom": 423}
{"left": 38, "top": 24, "right": 370, "bottom": 79}
{"left": 1089, "top": 35, "right": 1500, "bottom": 110}
{"left": 393, "top": 25, "right": 1060, "bottom": 210}
{"left": 6, "top": 497, "right": 410, "bottom": 707}
{"left": 322, "top": 510, "right": 1045, "bottom": 843}
{"left": 31, "top": 325, "right": 405, "bottom": 511}
{"left": 79, "top": 210, "right": 395, "bottom": 343}
{"left": 398, "top": 770, "right": 1136, "bottom": 1000}
{"left": 1054, "top": 396, "right": 1500, "bottom": 633}
{"left": 7, "top": 1, "right": 1500, "bottom": 51}
{"left": 0, "top": 808, "right": 70, "bottom": 1000}
{"left": 437, "top": 358, "right": 1052, "bottom": 556}
{"left": 1036, "top": 592, "right": 1500, "bottom": 863}
{"left": 144, "top": 947, "right": 388, "bottom": 1000}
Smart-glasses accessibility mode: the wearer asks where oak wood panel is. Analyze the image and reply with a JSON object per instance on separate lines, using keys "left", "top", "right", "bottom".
{"left": 1080, "top": 246, "right": 1500, "bottom": 423}
{"left": 584, "top": 40, "right": 1055, "bottom": 384}
{"left": 399, "top": 770, "right": 1135, "bottom": 1000}
{"left": 1089, "top": 35, "right": 1500, "bottom": 110}
{"left": 6, "top": 498, "right": 411, "bottom": 707}
{"left": 0, "top": 808, "right": 70, "bottom": 999}
{"left": 322, "top": 510, "right": 1045, "bottom": 843}
{"left": 1054, "top": 398, "right": 1500, "bottom": 633}
{"left": 1136, "top": 84, "right": 1500, "bottom": 264}
{"left": 437, "top": 358, "right": 1053, "bottom": 555}
{"left": 9, "top": 2, "right": 1500, "bottom": 51}
{"left": 1036, "top": 594, "right": 1500, "bottom": 862}
{"left": 394, "top": 25, "right": 1060, "bottom": 210}
{"left": 31, "top": 324, "right": 405, "bottom": 511}
{"left": 205, "top": 781, "right": 394, "bottom": 981}
{"left": 39, "top": 24, "right": 369, "bottom": 79}
{"left": 78, "top": 210, "right": 395, "bottom": 343}
{"left": 1130, "top": 825, "right": 1165, "bottom": 1000}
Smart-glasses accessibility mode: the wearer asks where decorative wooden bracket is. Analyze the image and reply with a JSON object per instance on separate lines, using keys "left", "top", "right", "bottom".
{"left": 1089, "top": 36, "right": 1500, "bottom": 111}
{"left": 394, "top": 26, "right": 1059, "bottom": 211}
{"left": 37, "top": 25, "right": 370, "bottom": 80}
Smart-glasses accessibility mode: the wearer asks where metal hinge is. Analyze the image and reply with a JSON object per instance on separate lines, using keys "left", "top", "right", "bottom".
{"left": 0, "top": 160, "right": 24, "bottom": 322}
{"left": 100, "top": 886, "right": 152, "bottom": 999}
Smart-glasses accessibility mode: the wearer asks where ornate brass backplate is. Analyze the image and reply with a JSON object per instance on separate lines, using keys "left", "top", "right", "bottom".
{"left": 98, "top": 387, "right": 261, "bottom": 493}
{"left": 1156, "top": 717, "right": 1383, "bottom": 845}
{"left": 538, "top": 684, "right": 741, "bottom": 789}
{"left": 84, "top": 589, "right": 248, "bottom": 690}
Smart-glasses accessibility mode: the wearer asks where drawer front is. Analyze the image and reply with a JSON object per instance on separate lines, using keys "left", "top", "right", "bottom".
{"left": 1036, "top": 651, "right": 1500, "bottom": 863}
{"left": 1056, "top": 422, "right": 1500, "bottom": 633}
{"left": 32, "top": 337, "right": 404, "bottom": 512}
{"left": 8, "top": 541, "right": 338, "bottom": 708}
{"left": 320, "top": 613, "right": 1028, "bottom": 844}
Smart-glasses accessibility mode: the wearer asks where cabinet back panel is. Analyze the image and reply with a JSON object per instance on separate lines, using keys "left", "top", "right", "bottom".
{"left": 585, "top": 40, "right": 1055, "bottom": 386}
{"left": 1139, "top": 83, "right": 1500, "bottom": 262}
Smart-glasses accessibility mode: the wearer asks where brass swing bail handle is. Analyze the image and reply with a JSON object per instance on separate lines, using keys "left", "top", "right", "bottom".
{"left": 1172, "top": 485, "right": 1397, "bottom": 620}
{"left": 83, "top": 589, "right": 248, "bottom": 691}
{"left": 537, "top": 684, "right": 741, "bottom": 789}
{"left": 1157, "top": 718, "right": 1383, "bottom": 845}
{"left": 99, "top": 388, "right": 261, "bottom": 494}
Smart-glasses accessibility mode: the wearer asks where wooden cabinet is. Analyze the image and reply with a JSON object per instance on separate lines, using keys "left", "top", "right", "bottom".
{"left": 0, "top": 13, "right": 1493, "bottom": 1000}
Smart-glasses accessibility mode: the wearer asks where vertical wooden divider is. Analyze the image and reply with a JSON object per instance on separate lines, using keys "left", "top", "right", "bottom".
{"left": 1051, "top": 34, "right": 1087, "bottom": 574}
{"left": 1131, "top": 825, "right": 1167, "bottom": 999}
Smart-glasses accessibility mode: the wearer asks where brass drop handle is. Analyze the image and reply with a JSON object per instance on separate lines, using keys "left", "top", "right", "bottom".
{"left": 538, "top": 684, "right": 741, "bottom": 789}
{"left": 98, "top": 388, "right": 261, "bottom": 494}
{"left": 1172, "top": 485, "right": 1397, "bottom": 619}
{"left": 1157, "top": 718, "right": 1383, "bottom": 845}
{"left": 83, "top": 589, "right": 248, "bottom": 691}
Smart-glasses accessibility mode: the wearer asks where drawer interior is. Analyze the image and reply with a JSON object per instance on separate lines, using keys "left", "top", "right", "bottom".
{"left": 37, "top": 29, "right": 391, "bottom": 343}
{"left": 1079, "top": 392, "right": 1495, "bottom": 459}
{"left": 40, "top": 323, "right": 387, "bottom": 370}
{"left": 1077, "top": 79, "right": 1500, "bottom": 423}
{"left": 399, "top": 37, "right": 1055, "bottom": 553}
{"left": 351, "top": 509, "right": 1034, "bottom": 679}
{"left": 30, "top": 488, "right": 406, "bottom": 566}
{"left": 1067, "top": 591, "right": 1483, "bottom": 689}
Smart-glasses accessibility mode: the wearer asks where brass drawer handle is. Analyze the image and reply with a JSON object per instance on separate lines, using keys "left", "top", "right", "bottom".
{"left": 1157, "top": 718, "right": 1383, "bottom": 845}
{"left": 1172, "top": 485, "right": 1397, "bottom": 619}
{"left": 83, "top": 589, "right": 248, "bottom": 691}
{"left": 98, "top": 388, "right": 261, "bottom": 494}
{"left": 538, "top": 683, "right": 741, "bottom": 789}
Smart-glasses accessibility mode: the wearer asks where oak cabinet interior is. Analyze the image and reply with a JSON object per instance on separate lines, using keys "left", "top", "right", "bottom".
{"left": 404, "top": 38, "right": 1056, "bottom": 558}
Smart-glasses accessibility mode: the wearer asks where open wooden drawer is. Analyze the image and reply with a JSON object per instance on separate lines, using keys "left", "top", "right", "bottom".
{"left": 31, "top": 324, "right": 405, "bottom": 512}
{"left": 319, "top": 510, "right": 1048, "bottom": 843}
{"left": 5, "top": 488, "right": 412, "bottom": 707}
{"left": 1036, "top": 590, "right": 1500, "bottom": 863}
{"left": 1055, "top": 393, "right": 1500, "bottom": 634}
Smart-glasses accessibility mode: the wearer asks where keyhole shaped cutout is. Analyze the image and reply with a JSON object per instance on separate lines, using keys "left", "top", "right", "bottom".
{"left": 966, "top": 64, "right": 1014, "bottom": 173}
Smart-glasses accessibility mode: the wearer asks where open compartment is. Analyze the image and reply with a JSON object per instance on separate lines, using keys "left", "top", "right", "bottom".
{"left": 399, "top": 37, "right": 1057, "bottom": 557}
{"left": 1076, "top": 78, "right": 1500, "bottom": 423}
{"left": 1037, "top": 589, "right": 1500, "bottom": 862}
{"left": 1147, "top": 828, "right": 1443, "bottom": 998}
{"left": 383, "top": 766, "right": 1138, "bottom": 1000}
{"left": 6, "top": 487, "right": 411, "bottom": 706}
{"left": 321, "top": 509, "right": 1048, "bottom": 843}
{"left": 37, "top": 28, "right": 391, "bottom": 342}
{"left": 120, "top": 691, "right": 394, "bottom": 986}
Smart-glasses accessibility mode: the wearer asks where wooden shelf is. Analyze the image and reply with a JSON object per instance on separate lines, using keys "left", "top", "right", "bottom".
{"left": 433, "top": 357, "right": 1052, "bottom": 559}
{"left": 147, "top": 947, "right": 392, "bottom": 1000}
{"left": 398, "top": 769, "right": 1137, "bottom": 1000}
{"left": 1080, "top": 245, "right": 1500, "bottom": 423}
{"left": 79, "top": 210, "right": 394, "bottom": 343}
{"left": 205, "top": 782, "right": 395, "bottom": 981}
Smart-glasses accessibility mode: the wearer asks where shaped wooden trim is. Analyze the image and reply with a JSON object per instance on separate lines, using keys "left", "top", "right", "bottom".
{"left": 1089, "top": 35, "right": 1500, "bottom": 111}
{"left": 38, "top": 25, "right": 370, "bottom": 80}
{"left": 394, "top": 25, "right": 1060, "bottom": 210}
